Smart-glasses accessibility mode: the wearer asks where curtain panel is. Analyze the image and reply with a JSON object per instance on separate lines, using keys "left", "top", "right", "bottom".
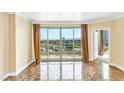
{"left": 33, "top": 24, "right": 40, "bottom": 64}
{"left": 81, "top": 24, "right": 89, "bottom": 63}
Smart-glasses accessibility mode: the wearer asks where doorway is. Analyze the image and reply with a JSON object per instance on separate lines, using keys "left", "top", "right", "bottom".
{"left": 40, "top": 27, "right": 82, "bottom": 80}
{"left": 93, "top": 29, "right": 110, "bottom": 63}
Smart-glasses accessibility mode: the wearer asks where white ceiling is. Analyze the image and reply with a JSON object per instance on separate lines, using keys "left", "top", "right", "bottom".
{"left": 19, "top": 12, "right": 124, "bottom": 24}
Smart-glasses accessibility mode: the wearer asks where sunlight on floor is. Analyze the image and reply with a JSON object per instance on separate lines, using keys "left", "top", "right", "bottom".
{"left": 40, "top": 61, "right": 82, "bottom": 81}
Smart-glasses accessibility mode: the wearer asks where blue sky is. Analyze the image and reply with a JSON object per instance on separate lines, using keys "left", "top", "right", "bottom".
{"left": 40, "top": 28, "right": 81, "bottom": 40}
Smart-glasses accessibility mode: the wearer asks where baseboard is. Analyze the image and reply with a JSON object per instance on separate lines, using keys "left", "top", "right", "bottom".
{"left": 0, "top": 73, "right": 16, "bottom": 81}
{"left": 109, "top": 63, "right": 124, "bottom": 72}
{"left": 0, "top": 60, "right": 34, "bottom": 81}
{"left": 16, "top": 60, "right": 34, "bottom": 75}
{"left": 0, "top": 73, "right": 6, "bottom": 81}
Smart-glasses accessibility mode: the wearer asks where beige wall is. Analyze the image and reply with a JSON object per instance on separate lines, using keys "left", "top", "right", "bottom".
{"left": 16, "top": 15, "right": 33, "bottom": 72}
{"left": 89, "top": 16, "right": 124, "bottom": 69}
{"left": 9, "top": 14, "right": 16, "bottom": 73}
{"left": 0, "top": 13, "right": 9, "bottom": 76}
{"left": 0, "top": 13, "right": 33, "bottom": 78}
{"left": 110, "top": 17, "right": 124, "bottom": 68}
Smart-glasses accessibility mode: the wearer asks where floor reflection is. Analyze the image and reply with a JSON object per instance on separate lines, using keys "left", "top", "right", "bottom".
{"left": 4, "top": 61, "right": 124, "bottom": 81}
{"left": 40, "top": 61, "right": 82, "bottom": 81}
{"left": 102, "top": 63, "right": 109, "bottom": 80}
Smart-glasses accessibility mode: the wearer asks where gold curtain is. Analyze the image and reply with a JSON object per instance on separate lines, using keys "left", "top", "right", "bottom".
{"left": 33, "top": 24, "right": 40, "bottom": 64}
{"left": 81, "top": 24, "right": 89, "bottom": 63}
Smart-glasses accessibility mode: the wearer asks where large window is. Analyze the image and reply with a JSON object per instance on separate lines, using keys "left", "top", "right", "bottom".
{"left": 40, "top": 28, "right": 81, "bottom": 61}
{"left": 41, "top": 28, "right": 47, "bottom": 60}
{"left": 61, "top": 28, "right": 74, "bottom": 59}
{"left": 48, "top": 29, "right": 60, "bottom": 60}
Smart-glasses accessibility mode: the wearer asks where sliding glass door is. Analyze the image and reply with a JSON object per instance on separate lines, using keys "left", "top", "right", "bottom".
{"left": 40, "top": 27, "right": 81, "bottom": 61}
{"left": 61, "top": 28, "right": 73, "bottom": 60}
{"left": 48, "top": 29, "right": 60, "bottom": 60}
{"left": 74, "top": 28, "right": 81, "bottom": 59}
{"left": 40, "top": 28, "right": 47, "bottom": 60}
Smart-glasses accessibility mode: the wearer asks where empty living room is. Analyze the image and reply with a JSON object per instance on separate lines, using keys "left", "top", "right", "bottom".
{"left": 0, "top": 0, "right": 124, "bottom": 92}
{"left": 1, "top": 12, "right": 124, "bottom": 81}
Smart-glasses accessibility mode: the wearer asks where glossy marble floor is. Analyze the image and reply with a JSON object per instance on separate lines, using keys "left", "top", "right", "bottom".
{"left": 4, "top": 60, "right": 124, "bottom": 81}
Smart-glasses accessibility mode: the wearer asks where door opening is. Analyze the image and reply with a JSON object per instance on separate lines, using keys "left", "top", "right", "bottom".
{"left": 93, "top": 29, "right": 110, "bottom": 63}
